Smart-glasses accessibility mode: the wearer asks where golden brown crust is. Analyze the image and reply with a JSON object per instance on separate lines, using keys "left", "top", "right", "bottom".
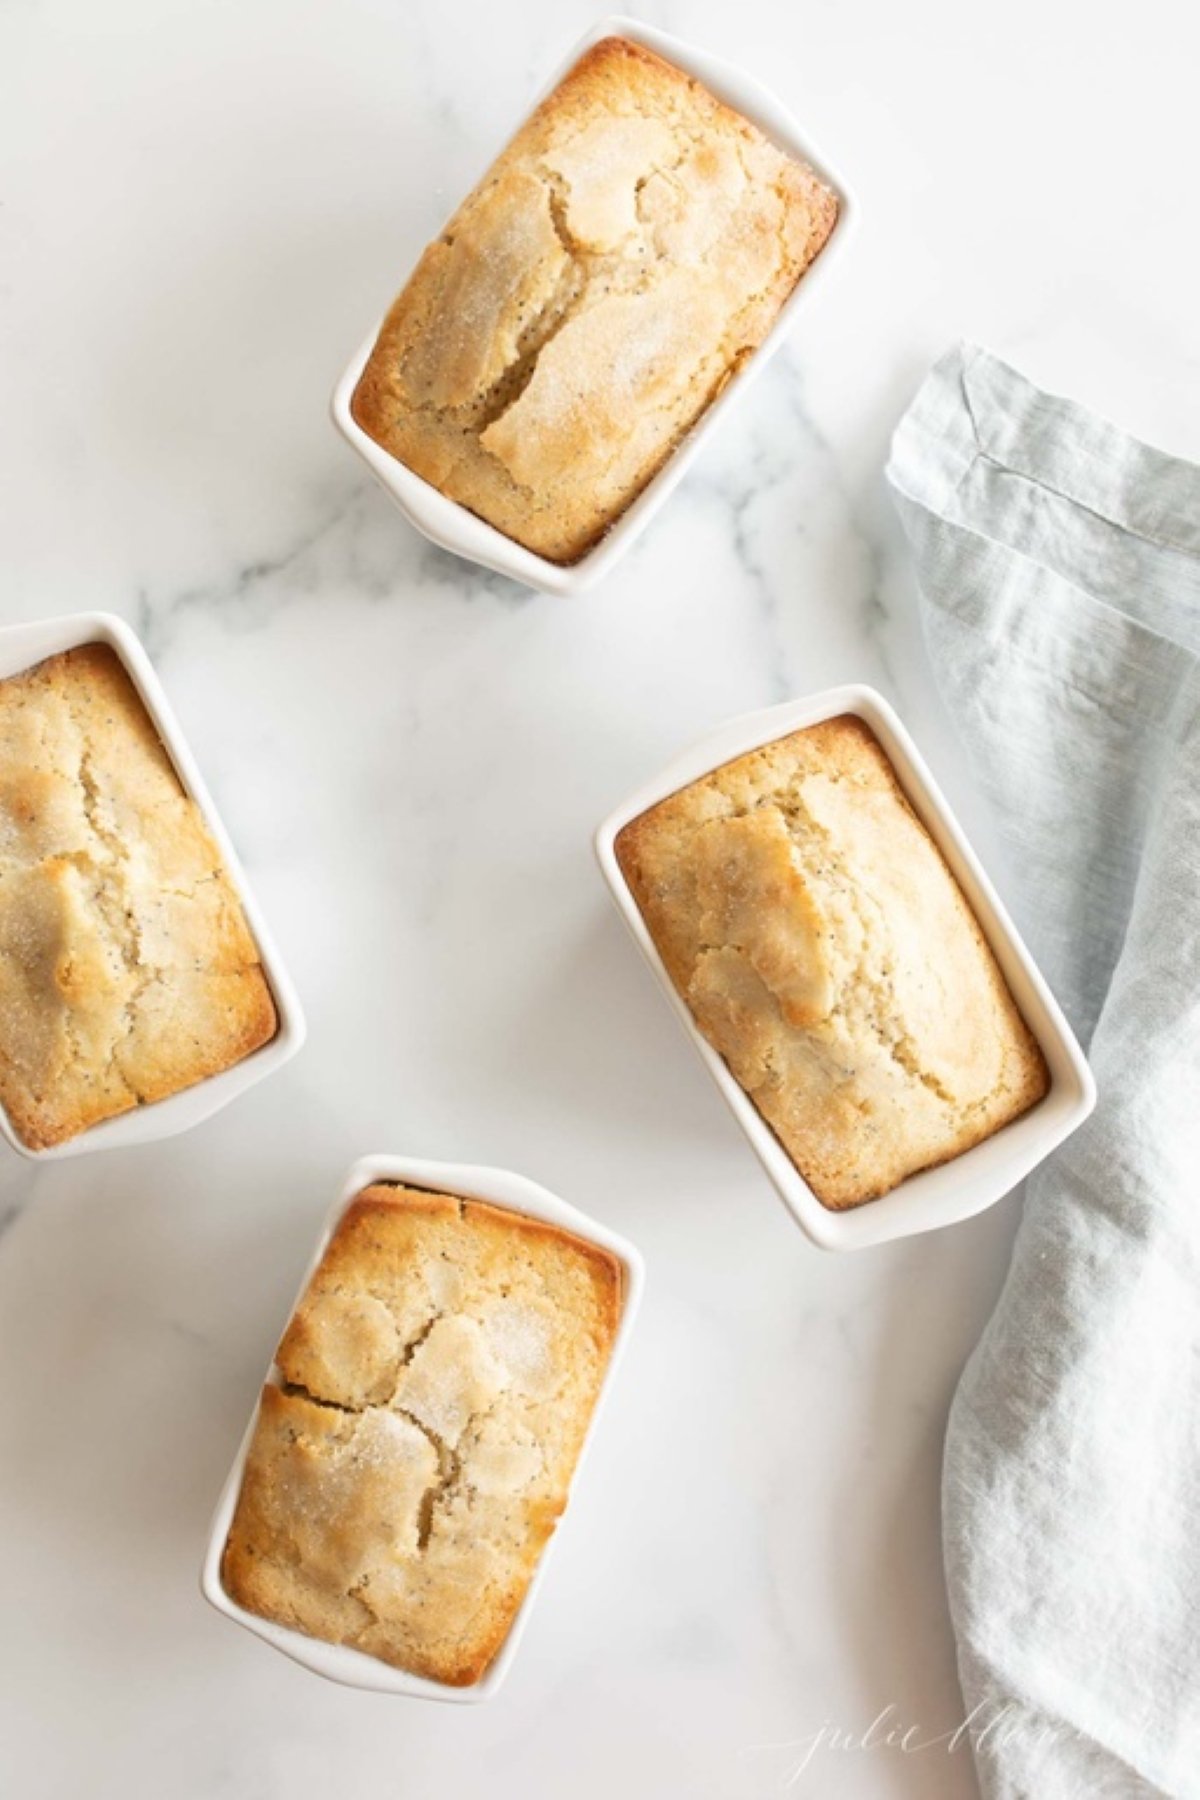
{"left": 616, "top": 717, "right": 1050, "bottom": 1209}
{"left": 222, "top": 1183, "right": 623, "bottom": 1686}
{"left": 352, "top": 35, "right": 839, "bottom": 563}
{"left": 0, "top": 644, "right": 277, "bottom": 1148}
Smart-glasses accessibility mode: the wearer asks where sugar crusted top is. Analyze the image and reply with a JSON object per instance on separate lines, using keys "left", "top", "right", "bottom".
{"left": 616, "top": 716, "right": 1049, "bottom": 1208}
{"left": 222, "top": 1183, "right": 623, "bottom": 1686}
{"left": 352, "top": 35, "right": 839, "bottom": 563}
{"left": 0, "top": 643, "right": 276, "bottom": 1148}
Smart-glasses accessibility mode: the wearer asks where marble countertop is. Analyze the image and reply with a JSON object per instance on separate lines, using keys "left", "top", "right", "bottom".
{"left": 1, "top": 2, "right": 1196, "bottom": 1797}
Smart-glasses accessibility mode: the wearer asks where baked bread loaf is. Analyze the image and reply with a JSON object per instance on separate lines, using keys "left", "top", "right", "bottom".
{"left": 0, "top": 644, "right": 277, "bottom": 1148}
{"left": 351, "top": 35, "right": 838, "bottom": 563}
{"left": 222, "top": 1183, "right": 623, "bottom": 1685}
{"left": 616, "top": 717, "right": 1049, "bottom": 1208}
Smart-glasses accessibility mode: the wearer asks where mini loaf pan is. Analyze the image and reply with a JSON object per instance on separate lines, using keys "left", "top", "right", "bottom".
{"left": 330, "top": 14, "right": 857, "bottom": 597}
{"left": 594, "top": 685, "right": 1096, "bottom": 1252}
{"left": 0, "top": 611, "right": 305, "bottom": 1161}
{"left": 201, "top": 1152, "right": 646, "bottom": 1701}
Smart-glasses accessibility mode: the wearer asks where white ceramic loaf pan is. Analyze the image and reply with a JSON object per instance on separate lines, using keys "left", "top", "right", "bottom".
{"left": 0, "top": 611, "right": 305, "bottom": 1161}
{"left": 201, "top": 1152, "right": 645, "bottom": 1701}
{"left": 595, "top": 686, "right": 1096, "bottom": 1252}
{"left": 331, "top": 14, "right": 857, "bottom": 596}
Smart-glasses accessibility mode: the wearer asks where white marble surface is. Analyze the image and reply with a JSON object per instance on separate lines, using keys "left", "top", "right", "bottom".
{"left": 1, "top": 2, "right": 1196, "bottom": 1796}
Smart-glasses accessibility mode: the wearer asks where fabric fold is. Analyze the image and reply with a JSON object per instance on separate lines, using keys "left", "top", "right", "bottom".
{"left": 887, "top": 344, "right": 1200, "bottom": 1799}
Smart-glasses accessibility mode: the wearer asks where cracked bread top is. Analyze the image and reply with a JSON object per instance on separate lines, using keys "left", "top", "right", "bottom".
{"left": 222, "top": 1183, "right": 623, "bottom": 1686}
{"left": 615, "top": 717, "right": 1050, "bottom": 1209}
{"left": 351, "top": 35, "right": 838, "bottom": 564}
{"left": 0, "top": 644, "right": 277, "bottom": 1148}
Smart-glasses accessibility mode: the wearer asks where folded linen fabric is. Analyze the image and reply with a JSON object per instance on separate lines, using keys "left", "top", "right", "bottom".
{"left": 888, "top": 343, "right": 1200, "bottom": 1800}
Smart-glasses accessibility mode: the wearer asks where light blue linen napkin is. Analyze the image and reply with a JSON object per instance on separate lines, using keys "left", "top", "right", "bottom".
{"left": 887, "top": 343, "right": 1200, "bottom": 1800}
